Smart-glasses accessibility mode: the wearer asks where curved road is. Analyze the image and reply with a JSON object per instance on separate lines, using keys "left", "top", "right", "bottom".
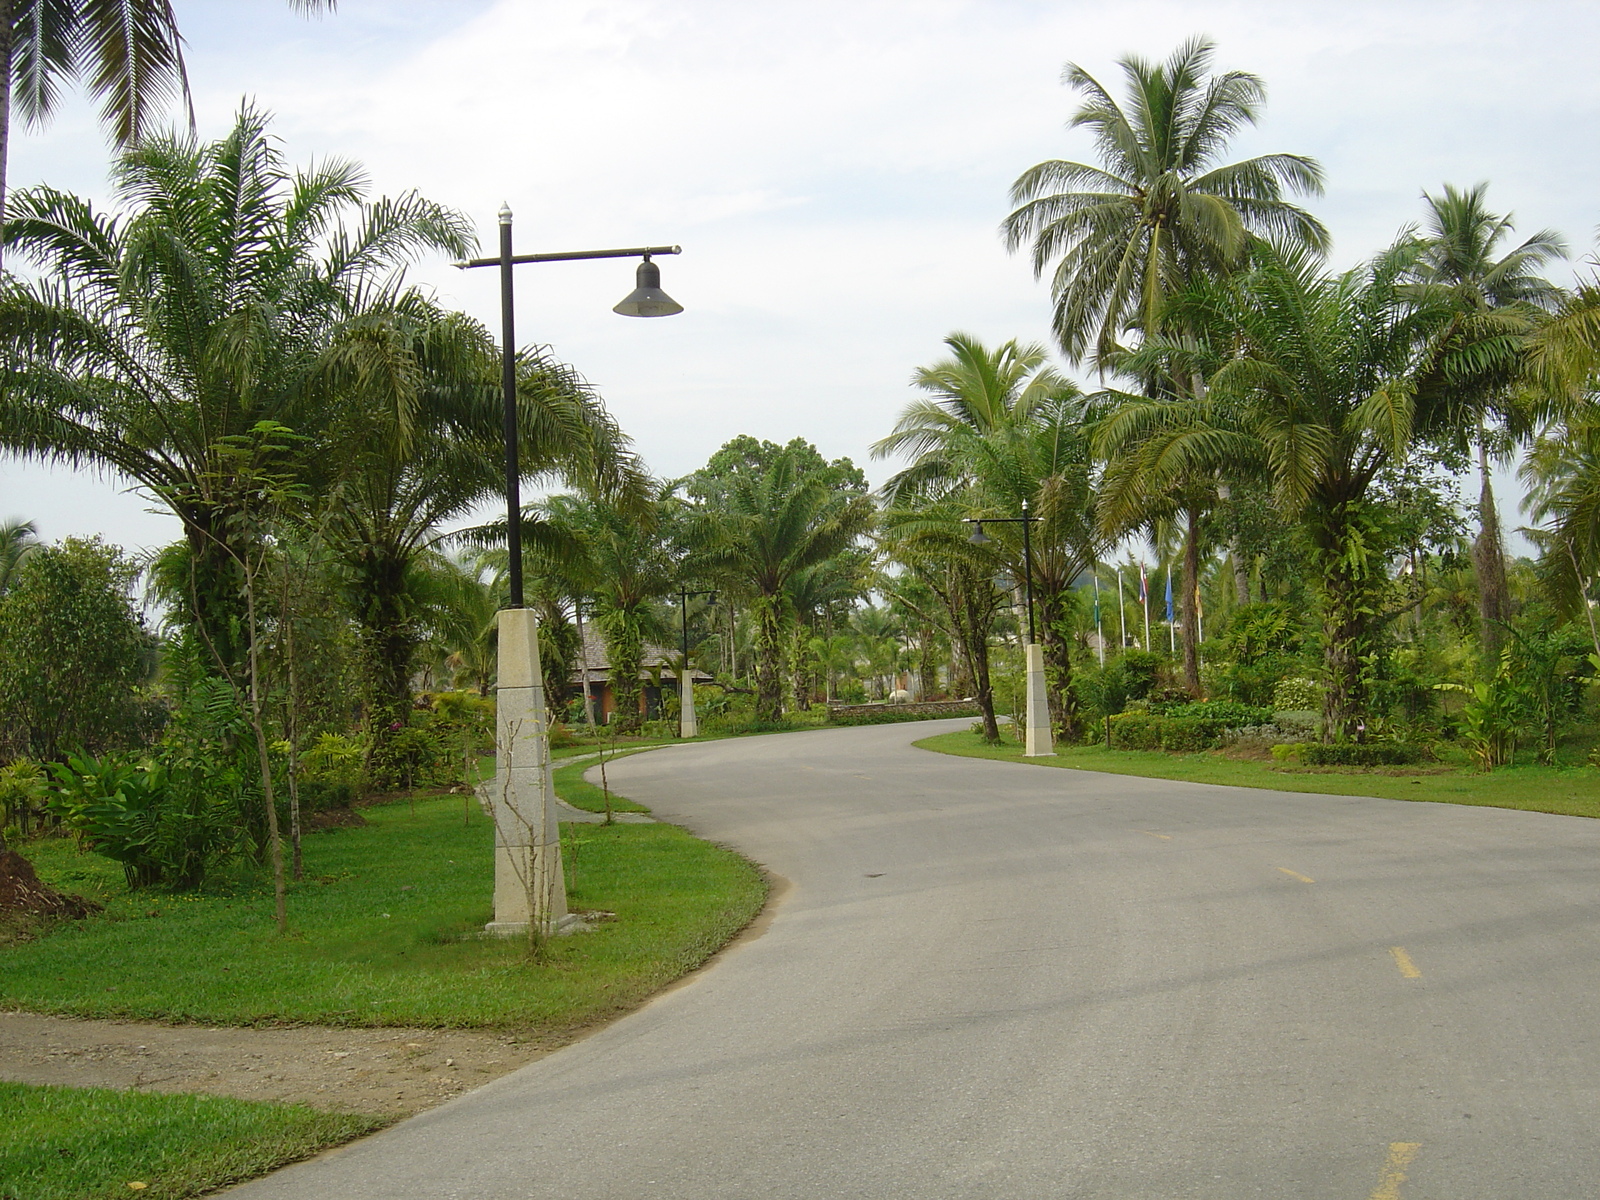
{"left": 230, "top": 720, "right": 1600, "bottom": 1198}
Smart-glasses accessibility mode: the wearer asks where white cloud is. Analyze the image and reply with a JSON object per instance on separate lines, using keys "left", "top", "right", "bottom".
{"left": 2, "top": 0, "right": 1593, "bottom": 551}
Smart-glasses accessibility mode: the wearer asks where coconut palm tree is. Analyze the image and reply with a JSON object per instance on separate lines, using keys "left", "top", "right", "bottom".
{"left": 1407, "top": 182, "right": 1565, "bottom": 659}
{"left": 0, "top": 106, "right": 473, "bottom": 668}
{"left": 1003, "top": 35, "right": 1327, "bottom": 364}
{"left": 0, "top": 0, "right": 335, "bottom": 268}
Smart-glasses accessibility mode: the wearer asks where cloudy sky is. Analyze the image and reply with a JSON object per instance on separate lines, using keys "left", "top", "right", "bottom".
{"left": 2, "top": 0, "right": 1595, "bottom": 553}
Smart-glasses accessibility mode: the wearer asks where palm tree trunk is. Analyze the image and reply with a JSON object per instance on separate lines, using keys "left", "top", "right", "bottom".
{"left": 1181, "top": 506, "right": 1202, "bottom": 696}
{"left": 1310, "top": 499, "right": 1380, "bottom": 743}
{"left": 1037, "top": 588, "right": 1079, "bottom": 741}
{"left": 1473, "top": 435, "right": 1509, "bottom": 667}
{"left": 787, "top": 625, "right": 810, "bottom": 711}
{"left": 753, "top": 597, "right": 784, "bottom": 723}
{"left": 0, "top": 0, "right": 14, "bottom": 274}
{"left": 603, "top": 614, "right": 644, "bottom": 733}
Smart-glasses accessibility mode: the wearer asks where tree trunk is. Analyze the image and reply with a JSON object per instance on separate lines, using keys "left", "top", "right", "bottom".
{"left": 603, "top": 614, "right": 643, "bottom": 733}
{"left": 917, "top": 625, "right": 938, "bottom": 698}
{"left": 787, "top": 625, "right": 810, "bottom": 710}
{"left": 1037, "top": 588, "right": 1079, "bottom": 741}
{"left": 1473, "top": 436, "right": 1509, "bottom": 668}
{"left": 753, "top": 596, "right": 784, "bottom": 722}
{"left": 0, "top": 0, "right": 14, "bottom": 275}
{"left": 1309, "top": 498, "right": 1381, "bottom": 743}
{"left": 1180, "top": 507, "right": 1202, "bottom": 696}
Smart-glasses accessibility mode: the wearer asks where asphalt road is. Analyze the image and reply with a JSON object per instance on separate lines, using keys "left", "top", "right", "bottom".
{"left": 227, "top": 720, "right": 1600, "bottom": 1199}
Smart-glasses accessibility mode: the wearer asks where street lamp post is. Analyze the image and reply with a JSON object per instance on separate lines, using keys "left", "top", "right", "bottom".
{"left": 967, "top": 499, "right": 1053, "bottom": 758}
{"left": 677, "top": 588, "right": 717, "bottom": 738}
{"left": 457, "top": 206, "right": 683, "bottom": 937}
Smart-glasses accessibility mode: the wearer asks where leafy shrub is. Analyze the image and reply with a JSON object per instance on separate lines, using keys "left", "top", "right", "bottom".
{"left": 1108, "top": 714, "right": 1164, "bottom": 750}
{"left": 46, "top": 751, "right": 243, "bottom": 889}
{"left": 1159, "top": 717, "right": 1216, "bottom": 751}
{"left": 0, "top": 538, "right": 162, "bottom": 762}
{"left": 1223, "top": 721, "right": 1316, "bottom": 748}
{"left": 1272, "top": 677, "right": 1321, "bottom": 711}
{"left": 1152, "top": 700, "right": 1274, "bottom": 725}
{"left": 295, "top": 778, "right": 357, "bottom": 811}
{"left": 0, "top": 758, "right": 48, "bottom": 840}
{"left": 300, "top": 732, "right": 367, "bottom": 791}
{"left": 1300, "top": 743, "right": 1428, "bottom": 767}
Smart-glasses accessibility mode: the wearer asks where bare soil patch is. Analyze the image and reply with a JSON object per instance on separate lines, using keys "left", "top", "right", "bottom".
{"left": 0, "top": 1011, "right": 548, "bottom": 1116}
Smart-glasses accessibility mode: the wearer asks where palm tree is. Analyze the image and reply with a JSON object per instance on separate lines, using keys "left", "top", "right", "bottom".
{"left": 879, "top": 500, "right": 1005, "bottom": 741}
{"left": 875, "top": 333, "right": 1106, "bottom": 737}
{"left": 320, "top": 308, "right": 629, "bottom": 763}
{"left": 1003, "top": 35, "right": 1327, "bottom": 363}
{"left": 688, "top": 446, "right": 874, "bottom": 722}
{"left": 538, "top": 487, "right": 679, "bottom": 733}
{"left": 1407, "top": 182, "right": 1565, "bottom": 659}
{"left": 0, "top": 106, "right": 473, "bottom": 668}
{"left": 807, "top": 631, "right": 857, "bottom": 702}
{"left": 1105, "top": 241, "right": 1472, "bottom": 738}
{"left": 0, "top": 517, "right": 36, "bottom": 593}
{"left": 0, "top": 0, "right": 334, "bottom": 267}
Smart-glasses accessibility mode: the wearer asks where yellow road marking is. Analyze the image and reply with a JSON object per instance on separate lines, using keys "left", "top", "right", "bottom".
{"left": 1276, "top": 866, "right": 1314, "bottom": 883}
{"left": 1367, "top": 1141, "right": 1421, "bottom": 1199}
{"left": 1390, "top": 946, "right": 1422, "bottom": 978}
{"left": 1138, "top": 830, "right": 1172, "bottom": 840}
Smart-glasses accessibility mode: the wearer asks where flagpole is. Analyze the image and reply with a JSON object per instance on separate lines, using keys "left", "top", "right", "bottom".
{"left": 1166, "top": 566, "right": 1176, "bottom": 654}
{"left": 1116, "top": 566, "right": 1127, "bottom": 652}
{"left": 1141, "top": 562, "right": 1151, "bottom": 651}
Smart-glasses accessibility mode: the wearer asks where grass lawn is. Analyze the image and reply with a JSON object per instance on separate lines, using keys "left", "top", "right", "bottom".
{"left": 1, "top": 791, "right": 766, "bottom": 1029}
{"left": 916, "top": 730, "right": 1600, "bottom": 819}
{"left": 0, "top": 1081, "right": 384, "bottom": 1200}
{"left": 553, "top": 750, "right": 654, "bottom": 814}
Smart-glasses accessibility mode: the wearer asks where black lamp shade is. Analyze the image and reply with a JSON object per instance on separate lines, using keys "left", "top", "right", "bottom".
{"left": 614, "top": 257, "right": 683, "bottom": 318}
{"left": 968, "top": 522, "right": 991, "bottom": 546}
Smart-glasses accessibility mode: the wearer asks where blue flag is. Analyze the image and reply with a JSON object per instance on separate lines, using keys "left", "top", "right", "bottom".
{"left": 1164, "top": 570, "right": 1174, "bottom": 623}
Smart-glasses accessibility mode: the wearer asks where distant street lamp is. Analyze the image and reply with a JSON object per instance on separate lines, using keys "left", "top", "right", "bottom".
{"left": 677, "top": 588, "right": 717, "bottom": 738}
{"left": 967, "top": 498, "right": 1053, "bottom": 757}
{"left": 456, "top": 206, "right": 683, "bottom": 937}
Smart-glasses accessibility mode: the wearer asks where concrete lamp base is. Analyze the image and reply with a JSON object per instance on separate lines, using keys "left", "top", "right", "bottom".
{"left": 1023, "top": 643, "right": 1055, "bottom": 758}
{"left": 680, "top": 671, "right": 697, "bottom": 738}
{"left": 479, "top": 607, "right": 567, "bottom": 936}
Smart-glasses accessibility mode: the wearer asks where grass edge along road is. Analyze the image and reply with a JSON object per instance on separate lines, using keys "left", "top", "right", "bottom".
{"left": 0, "top": 1080, "right": 386, "bottom": 1200}
{"left": 915, "top": 730, "right": 1600, "bottom": 819}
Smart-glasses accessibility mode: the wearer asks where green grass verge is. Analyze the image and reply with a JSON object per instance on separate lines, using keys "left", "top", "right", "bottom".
{"left": 0, "top": 1080, "right": 384, "bottom": 1200}
{"left": 2, "top": 793, "right": 766, "bottom": 1029}
{"left": 553, "top": 751, "right": 653, "bottom": 814}
{"left": 915, "top": 730, "right": 1600, "bottom": 819}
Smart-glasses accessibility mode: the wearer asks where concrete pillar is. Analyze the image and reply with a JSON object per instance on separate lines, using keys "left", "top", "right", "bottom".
{"left": 680, "top": 670, "right": 697, "bottom": 738}
{"left": 1023, "top": 643, "right": 1054, "bottom": 758}
{"left": 482, "top": 608, "right": 566, "bottom": 936}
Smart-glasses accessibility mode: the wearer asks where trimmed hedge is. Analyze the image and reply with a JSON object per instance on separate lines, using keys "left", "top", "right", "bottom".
{"left": 1108, "top": 713, "right": 1226, "bottom": 751}
{"left": 1299, "top": 743, "right": 1428, "bottom": 767}
{"left": 829, "top": 705, "right": 979, "bottom": 727}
